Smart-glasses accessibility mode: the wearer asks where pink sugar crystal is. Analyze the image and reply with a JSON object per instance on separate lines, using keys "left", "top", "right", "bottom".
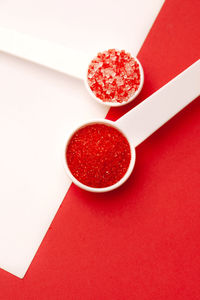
{"left": 87, "top": 49, "right": 141, "bottom": 103}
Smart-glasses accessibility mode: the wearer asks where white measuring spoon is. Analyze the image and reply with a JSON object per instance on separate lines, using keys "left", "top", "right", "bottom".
{"left": 0, "top": 27, "right": 88, "bottom": 79}
{"left": 64, "top": 59, "right": 200, "bottom": 192}
{"left": 0, "top": 27, "right": 144, "bottom": 106}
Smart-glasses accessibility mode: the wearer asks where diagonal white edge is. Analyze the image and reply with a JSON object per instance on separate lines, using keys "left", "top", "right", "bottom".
{"left": 0, "top": 0, "right": 164, "bottom": 278}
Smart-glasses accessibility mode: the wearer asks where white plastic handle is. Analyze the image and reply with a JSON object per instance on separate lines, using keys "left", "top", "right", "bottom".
{"left": 116, "top": 60, "right": 200, "bottom": 147}
{"left": 0, "top": 27, "right": 89, "bottom": 80}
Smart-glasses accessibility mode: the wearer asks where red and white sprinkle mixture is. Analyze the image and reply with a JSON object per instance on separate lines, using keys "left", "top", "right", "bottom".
{"left": 66, "top": 124, "right": 131, "bottom": 188}
{"left": 87, "top": 49, "right": 141, "bottom": 103}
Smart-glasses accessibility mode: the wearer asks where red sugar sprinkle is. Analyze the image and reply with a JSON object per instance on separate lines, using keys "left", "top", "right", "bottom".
{"left": 87, "top": 49, "right": 141, "bottom": 103}
{"left": 66, "top": 123, "right": 131, "bottom": 188}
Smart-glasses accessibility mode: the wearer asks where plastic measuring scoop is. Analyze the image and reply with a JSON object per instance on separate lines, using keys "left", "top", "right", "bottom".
{"left": 64, "top": 60, "right": 200, "bottom": 192}
{"left": 0, "top": 27, "right": 144, "bottom": 107}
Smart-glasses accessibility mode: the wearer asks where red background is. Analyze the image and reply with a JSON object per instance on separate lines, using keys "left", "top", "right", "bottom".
{"left": 0, "top": 0, "right": 200, "bottom": 299}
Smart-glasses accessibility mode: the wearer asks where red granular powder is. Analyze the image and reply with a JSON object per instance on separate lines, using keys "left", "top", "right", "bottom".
{"left": 66, "top": 123, "right": 131, "bottom": 188}
{"left": 87, "top": 49, "right": 141, "bottom": 103}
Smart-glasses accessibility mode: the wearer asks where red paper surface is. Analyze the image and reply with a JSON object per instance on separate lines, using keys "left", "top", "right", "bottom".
{"left": 0, "top": 0, "right": 200, "bottom": 299}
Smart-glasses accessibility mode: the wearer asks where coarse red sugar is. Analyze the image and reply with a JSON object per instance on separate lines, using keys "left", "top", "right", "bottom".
{"left": 66, "top": 123, "right": 131, "bottom": 188}
{"left": 87, "top": 49, "right": 141, "bottom": 103}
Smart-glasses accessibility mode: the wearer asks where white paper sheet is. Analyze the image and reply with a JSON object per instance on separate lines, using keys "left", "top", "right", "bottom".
{"left": 0, "top": 0, "right": 164, "bottom": 278}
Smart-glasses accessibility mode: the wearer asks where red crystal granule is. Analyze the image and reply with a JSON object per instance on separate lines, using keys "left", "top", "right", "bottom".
{"left": 87, "top": 49, "right": 141, "bottom": 103}
{"left": 66, "top": 123, "right": 131, "bottom": 188}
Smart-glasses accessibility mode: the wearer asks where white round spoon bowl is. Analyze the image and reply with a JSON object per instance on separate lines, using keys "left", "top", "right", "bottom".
{"left": 64, "top": 119, "right": 136, "bottom": 193}
{"left": 84, "top": 52, "right": 144, "bottom": 107}
{"left": 64, "top": 60, "right": 200, "bottom": 192}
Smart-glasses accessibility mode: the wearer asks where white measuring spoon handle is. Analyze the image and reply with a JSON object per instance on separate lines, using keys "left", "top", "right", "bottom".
{"left": 116, "top": 60, "right": 200, "bottom": 147}
{"left": 0, "top": 27, "right": 89, "bottom": 80}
